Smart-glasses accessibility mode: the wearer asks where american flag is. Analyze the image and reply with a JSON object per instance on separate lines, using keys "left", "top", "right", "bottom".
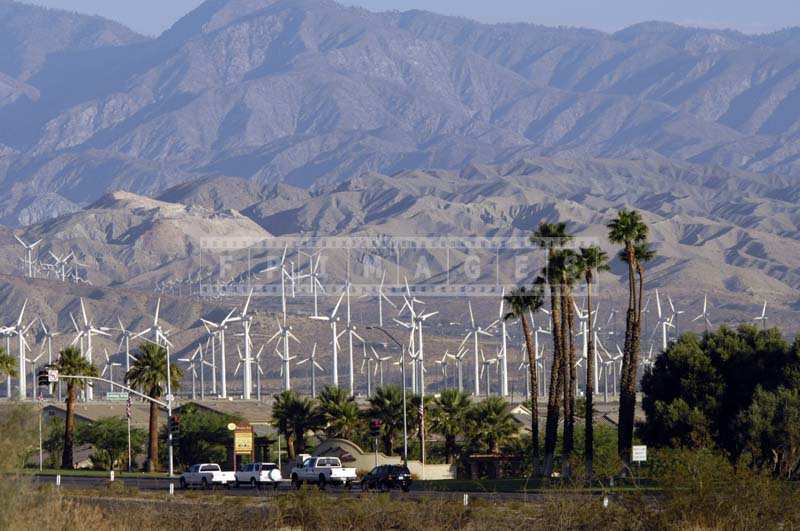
{"left": 126, "top": 397, "right": 132, "bottom": 420}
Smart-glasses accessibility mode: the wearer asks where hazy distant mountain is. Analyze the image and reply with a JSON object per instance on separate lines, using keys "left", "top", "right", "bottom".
{"left": 1, "top": 0, "right": 800, "bottom": 227}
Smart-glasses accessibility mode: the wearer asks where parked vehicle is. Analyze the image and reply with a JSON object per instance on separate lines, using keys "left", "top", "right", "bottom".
{"left": 361, "top": 465, "right": 412, "bottom": 492}
{"left": 290, "top": 456, "right": 358, "bottom": 489}
{"left": 179, "top": 463, "right": 236, "bottom": 489}
{"left": 235, "top": 462, "right": 283, "bottom": 489}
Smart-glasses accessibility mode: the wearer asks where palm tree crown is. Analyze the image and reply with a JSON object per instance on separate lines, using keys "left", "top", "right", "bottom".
{"left": 607, "top": 210, "right": 648, "bottom": 246}
{"left": 126, "top": 342, "right": 182, "bottom": 398}
{"left": 0, "top": 347, "right": 17, "bottom": 378}
{"left": 272, "top": 390, "right": 323, "bottom": 459}
{"left": 466, "top": 397, "right": 517, "bottom": 455}
{"left": 318, "top": 385, "right": 363, "bottom": 440}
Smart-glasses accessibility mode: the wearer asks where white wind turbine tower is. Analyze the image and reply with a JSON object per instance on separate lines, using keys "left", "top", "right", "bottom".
{"left": 112, "top": 318, "right": 149, "bottom": 376}
{"left": 371, "top": 346, "right": 392, "bottom": 388}
{"left": 70, "top": 298, "right": 110, "bottom": 401}
{"left": 361, "top": 343, "right": 375, "bottom": 397}
{"left": 395, "top": 281, "right": 437, "bottom": 396}
{"left": 652, "top": 289, "right": 675, "bottom": 352}
{"left": 376, "top": 271, "right": 396, "bottom": 327}
{"left": 178, "top": 350, "right": 200, "bottom": 400}
{"left": 479, "top": 350, "right": 498, "bottom": 397}
{"left": 201, "top": 322, "right": 219, "bottom": 396}
{"left": 231, "top": 289, "right": 256, "bottom": 400}
{"left": 754, "top": 300, "right": 768, "bottom": 331}
{"left": 49, "top": 251, "right": 73, "bottom": 282}
{"left": 38, "top": 319, "right": 60, "bottom": 366}
{"left": 341, "top": 281, "right": 365, "bottom": 397}
{"left": 297, "top": 343, "right": 324, "bottom": 398}
{"left": 458, "top": 301, "right": 494, "bottom": 397}
{"left": 254, "top": 346, "right": 265, "bottom": 401}
{"left": 452, "top": 347, "right": 468, "bottom": 392}
{"left": 269, "top": 320, "right": 299, "bottom": 392}
{"left": 200, "top": 307, "right": 238, "bottom": 399}
{"left": 434, "top": 351, "right": 452, "bottom": 390}
{"left": 693, "top": 294, "right": 712, "bottom": 332}
{"left": 302, "top": 252, "right": 326, "bottom": 318}
{"left": 309, "top": 292, "right": 345, "bottom": 388}
{"left": 101, "top": 348, "right": 122, "bottom": 394}
{"left": 667, "top": 295, "right": 685, "bottom": 335}
{"left": 492, "top": 289, "right": 511, "bottom": 397}
{"left": 15, "top": 236, "right": 42, "bottom": 278}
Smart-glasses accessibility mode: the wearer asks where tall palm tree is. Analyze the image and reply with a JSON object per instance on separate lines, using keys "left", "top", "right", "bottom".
{"left": 367, "top": 385, "right": 404, "bottom": 456}
{"left": 531, "top": 222, "right": 573, "bottom": 476}
{"left": 503, "top": 282, "right": 545, "bottom": 471}
{"left": 607, "top": 210, "right": 649, "bottom": 463}
{"left": 272, "top": 390, "right": 324, "bottom": 459}
{"left": 55, "top": 346, "right": 97, "bottom": 469}
{"left": 466, "top": 397, "right": 517, "bottom": 455}
{"left": 558, "top": 250, "right": 581, "bottom": 472}
{"left": 429, "top": 389, "right": 472, "bottom": 464}
{"left": 578, "top": 245, "right": 610, "bottom": 480}
{"left": 0, "top": 347, "right": 17, "bottom": 379}
{"left": 126, "top": 341, "right": 182, "bottom": 472}
{"left": 318, "top": 385, "right": 363, "bottom": 441}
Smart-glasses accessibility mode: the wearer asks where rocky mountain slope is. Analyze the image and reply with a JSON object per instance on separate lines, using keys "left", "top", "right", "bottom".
{"left": 0, "top": 0, "right": 799, "bottom": 227}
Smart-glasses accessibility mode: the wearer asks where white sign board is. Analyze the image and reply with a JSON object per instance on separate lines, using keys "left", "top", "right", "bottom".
{"left": 47, "top": 369, "right": 59, "bottom": 383}
{"left": 632, "top": 445, "right": 647, "bottom": 463}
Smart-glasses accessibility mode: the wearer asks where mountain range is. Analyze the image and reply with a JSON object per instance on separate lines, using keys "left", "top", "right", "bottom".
{"left": 0, "top": 0, "right": 798, "bottom": 337}
{"left": 1, "top": 0, "right": 800, "bottom": 227}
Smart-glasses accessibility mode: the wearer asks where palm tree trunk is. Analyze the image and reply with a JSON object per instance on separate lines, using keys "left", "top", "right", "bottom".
{"left": 618, "top": 243, "right": 638, "bottom": 464}
{"left": 286, "top": 434, "right": 296, "bottom": 460}
{"left": 543, "top": 281, "right": 563, "bottom": 477}
{"left": 61, "top": 383, "right": 76, "bottom": 469}
{"left": 562, "top": 285, "right": 576, "bottom": 476}
{"left": 585, "top": 275, "right": 595, "bottom": 481}
{"left": 147, "top": 397, "right": 159, "bottom": 472}
{"left": 520, "top": 315, "right": 540, "bottom": 473}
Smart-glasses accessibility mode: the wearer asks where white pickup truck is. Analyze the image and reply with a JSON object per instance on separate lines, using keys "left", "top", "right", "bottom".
{"left": 235, "top": 462, "right": 283, "bottom": 489}
{"left": 290, "top": 455, "right": 358, "bottom": 489}
{"left": 179, "top": 463, "right": 236, "bottom": 489}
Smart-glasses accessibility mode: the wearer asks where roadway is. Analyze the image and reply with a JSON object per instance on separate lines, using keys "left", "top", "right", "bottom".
{"left": 32, "top": 474, "right": 579, "bottom": 502}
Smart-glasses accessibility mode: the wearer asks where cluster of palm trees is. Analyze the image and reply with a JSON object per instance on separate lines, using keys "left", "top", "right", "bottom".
{"left": 505, "top": 211, "right": 650, "bottom": 479}
{"left": 54, "top": 342, "right": 181, "bottom": 472}
{"left": 271, "top": 386, "right": 518, "bottom": 465}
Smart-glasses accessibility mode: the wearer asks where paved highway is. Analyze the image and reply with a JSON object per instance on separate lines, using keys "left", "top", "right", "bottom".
{"left": 32, "top": 474, "right": 569, "bottom": 502}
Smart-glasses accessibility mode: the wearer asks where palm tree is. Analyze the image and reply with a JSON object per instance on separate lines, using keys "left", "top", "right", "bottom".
{"left": 466, "top": 397, "right": 517, "bottom": 455}
{"left": 557, "top": 250, "right": 581, "bottom": 472}
{"left": 503, "top": 282, "right": 544, "bottom": 471}
{"left": 126, "top": 341, "right": 182, "bottom": 472}
{"left": 0, "top": 347, "right": 17, "bottom": 379}
{"left": 318, "top": 385, "right": 363, "bottom": 441}
{"left": 55, "top": 346, "right": 97, "bottom": 469}
{"left": 409, "top": 394, "right": 433, "bottom": 462}
{"left": 368, "top": 385, "right": 405, "bottom": 456}
{"left": 607, "top": 210, "right": 649, "bottom": 463}
{"left": 531, "top": 222, "right": 573, "bottom": 476}
{"left": 578, "top": 245, "right": 610, "bottom": 480}
{"left": 430, "top": 389, "right": 472, "bottom": 464}
{"left": 272, "top": 390, "right": 324, "bottom": 459}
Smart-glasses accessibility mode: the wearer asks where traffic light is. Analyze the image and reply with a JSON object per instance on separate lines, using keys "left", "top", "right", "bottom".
{"left": 169, "top": 415, "right": 181, "bottom": 439}
{"left": 37, "top": 369, "right": 49, "bottom": 387}
{"left": 369, "top": 419, "right": 382, "bottom": 437}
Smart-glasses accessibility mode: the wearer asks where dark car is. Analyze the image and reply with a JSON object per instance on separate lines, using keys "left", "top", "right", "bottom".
{"left": 361, "top": 465, "right": 412, "bottom": 492}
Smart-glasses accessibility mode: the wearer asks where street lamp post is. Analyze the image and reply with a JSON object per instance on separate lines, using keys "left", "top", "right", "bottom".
{"left": 367, "top": 326, "right": 408, "bottom": 465}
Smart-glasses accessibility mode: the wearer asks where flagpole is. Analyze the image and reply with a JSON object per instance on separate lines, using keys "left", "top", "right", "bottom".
{"left": 126, "top": 397, "right": 132, "bottom": 472}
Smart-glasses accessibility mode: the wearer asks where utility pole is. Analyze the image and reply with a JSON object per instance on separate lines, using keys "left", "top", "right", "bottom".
{"left": 367, "top": 326, "right": 408, "bottom": 465}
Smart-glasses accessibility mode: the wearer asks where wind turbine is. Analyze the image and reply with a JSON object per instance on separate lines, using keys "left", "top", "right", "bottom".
{"left": 492, "top": 289, "right": 511, "bottom": 397}
{"left": 395, "top": 279, "right": 437, "bottom": 396}
{"left": 178, "top": 350, "right": 199, "bottom": 401}
{"left": 479, "top": 350, "right": 498, "bottom": 397}
{"left": 269, "top": 320, "right": 299, "bottom": 392}
{"left": 297, "top": 343, "right": 324, "bottom": 398}
{"left": 652, "top": 289, "right": 675, "bottom": 352}
{"left": 754, "top": 300, "right": 768, "bottom": 331}
{"left": 70, "top": 298, "right": 110, "bottom": 401}
{"left": 434, "top": 351, "right": 452, "bottom": 390}
{"left": 361, "top": 343, "right": 375, "bottom": 397}
{"left": 693, "top": 294, "right": 712, "bottom": 332}
{"left": 376, "top": 271, "right": 396, "bottom": 327}
{"left": 309, "top": 292, "right": 345, "bottom": 388}
{"left": 15, "top": 236, "right": 42, "bottom": 278}
{"left": 200, "top": 307, "right": 238, "bottom": 399}
{"left": 371, "top": 346, "right": 392, "bottom": 388}
{"left": 302, "top": 252, "right": 326, "bottom": 318}
{"left": 112, "top": 318, "right": 149, "bottom": 376}
{"left": 458, "top": 301, "right": 494, "bottom": 396}
{"left": 38, "top": 319, "right": 60, "bottom": 366}
{"left": 101, "top": 348, "right": 122, "bottom": 395}
{"left": 340, "top": 282, "right": 365, "bottom": 396}
{"left": 49, "top": 251, "right": 73, "bottom": 282}
{"left": 453, "top": 348, "right": 468, "bottom": 392}
{"left": 231, "top": 289, "right": 256, "bottom": 400}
